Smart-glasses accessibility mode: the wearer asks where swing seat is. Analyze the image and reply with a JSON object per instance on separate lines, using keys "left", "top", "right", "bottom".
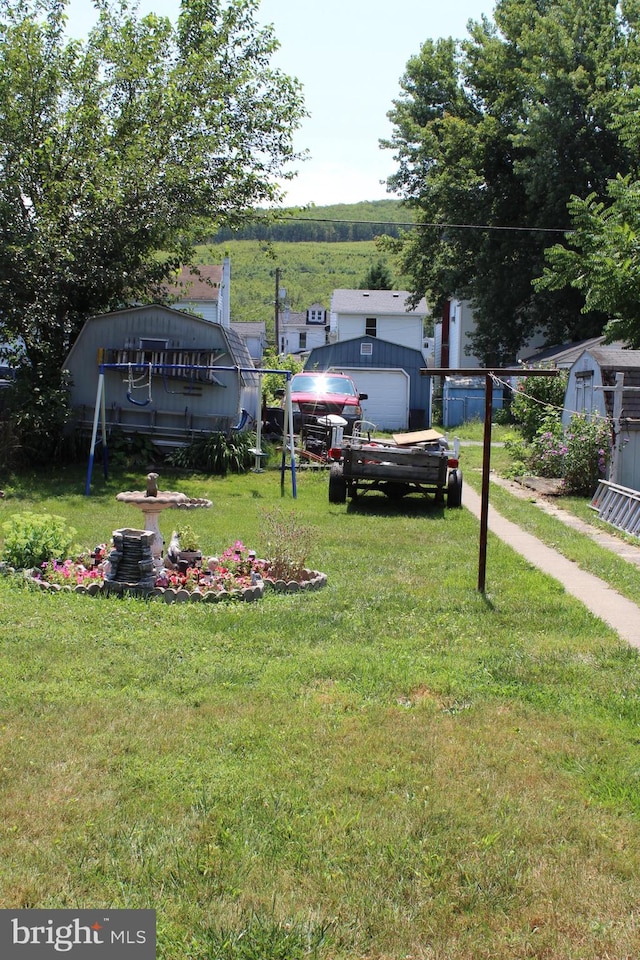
{"left": 231, "top": 408, "right": 249, "bottom": 430}
{"left": 126, "top": 390, "right": 152, "bottom": 407}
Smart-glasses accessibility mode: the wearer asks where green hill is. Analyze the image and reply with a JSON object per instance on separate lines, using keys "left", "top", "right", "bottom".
{"left": 195, "top": 201, "right": 417, "bottom": 341}
{"left": 196, "top": 238, "right": 412, "bottom": 335}
{"left": 210, "top": 198, "right": 413, "bottom": 243}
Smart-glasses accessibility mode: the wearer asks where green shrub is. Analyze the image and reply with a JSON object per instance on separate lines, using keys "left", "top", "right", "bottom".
{"left": 562, "top": 413, "right": 610, "bottom": 496}
{"left": 167, "top": 431, "right": 256, "bottom": 475}
{"left": 528, "top": 414, "right": 566, "bottom": 478}
{"left": 106, "top": 428, "right": 161, "bottom": 469}
{"left": 511, "top": 371, "right": 568, "bottom": 443}
{"left": 1, "top": 512, "right": 76, "bottom": 569}
{"left": 261, "top": 349, "right": 304, "bottom": 406}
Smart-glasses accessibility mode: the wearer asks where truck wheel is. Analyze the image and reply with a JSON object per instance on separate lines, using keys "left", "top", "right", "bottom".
{"left": 329, "top": 463, "right": 347, "bottom": 504}
{"left": 447, "top": 469, "right": 463, "bottom": 508}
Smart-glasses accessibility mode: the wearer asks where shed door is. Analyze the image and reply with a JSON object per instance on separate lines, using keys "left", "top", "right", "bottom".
{"left": 330, "top": 367, "right": 410, "bottom": 431}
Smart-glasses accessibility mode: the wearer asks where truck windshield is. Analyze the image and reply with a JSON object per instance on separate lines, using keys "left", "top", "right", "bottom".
{"left": 291, "top": 374, "right": 356, "bottom": 396}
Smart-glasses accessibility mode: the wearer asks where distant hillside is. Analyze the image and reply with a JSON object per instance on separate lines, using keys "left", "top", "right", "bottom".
{"left": 210, "top": 199, "right": 414, "bottom": 243}
{"left": 196, "top": 238, "right": 413, "bottom": 334}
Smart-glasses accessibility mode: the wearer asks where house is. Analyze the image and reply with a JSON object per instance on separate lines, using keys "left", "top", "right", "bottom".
{"left": 64, "top": 304, "right": 259, "bottom": 447}
{"left": 231, "top": 321, "right": 267, "bottom": 365}
{"left": 280, "top": 303, "right": 328, "bottom": 355}
{"left": 305, "top": 336, "right": 432, "bottom": 431}
{"left": 162, "top": 260, "right": 231, "bottom": 327}
{"left": 563, "top": 343, "right": 640, "bottom": 491}
{"left": 435, "top": 298, "right": 548, "bottom": 369}
{"left": 324, "top": 290, "right": 430, "bottom": 430}
{"left": 330, "top": 289, "right": 429, "bottom": 356}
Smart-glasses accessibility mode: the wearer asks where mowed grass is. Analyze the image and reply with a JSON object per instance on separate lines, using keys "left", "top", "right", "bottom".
{"left": 1, "top": 464, "right": 640, "bottom": 958}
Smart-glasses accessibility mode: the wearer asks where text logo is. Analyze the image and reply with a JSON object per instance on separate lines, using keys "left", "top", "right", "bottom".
{"left": 0, "top": 910, "right": 156, "bottom": 958}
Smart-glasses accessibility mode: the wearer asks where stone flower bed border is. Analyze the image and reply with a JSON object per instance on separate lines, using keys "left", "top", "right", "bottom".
{"left": 24, "top": 569, "right": 328, "bottom": 603}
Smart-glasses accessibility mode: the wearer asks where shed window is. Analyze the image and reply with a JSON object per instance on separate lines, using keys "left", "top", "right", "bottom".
{"left": 360, "top": 342, "right": 373, "bottom": 356}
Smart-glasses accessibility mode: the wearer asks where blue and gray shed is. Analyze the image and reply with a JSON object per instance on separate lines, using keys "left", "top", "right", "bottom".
{"left": 64, "top": 304, "right": 259, "bottom": 447}
{"left": 305, "top": 336, "right": 431, "bottom": 431}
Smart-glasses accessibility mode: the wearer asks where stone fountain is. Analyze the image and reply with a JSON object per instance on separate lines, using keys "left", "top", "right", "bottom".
{"left": 116, "top": 473, "right": 212, "bottom": 569}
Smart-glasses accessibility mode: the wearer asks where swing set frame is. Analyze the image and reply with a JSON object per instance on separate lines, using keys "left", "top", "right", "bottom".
{"left": 85, "top": 360, "right": 298, "bottom": 497}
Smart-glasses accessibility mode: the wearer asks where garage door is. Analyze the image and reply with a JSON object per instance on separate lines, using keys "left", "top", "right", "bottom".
{"left": 330, "top": 367, "right": 410, "bottom": 431}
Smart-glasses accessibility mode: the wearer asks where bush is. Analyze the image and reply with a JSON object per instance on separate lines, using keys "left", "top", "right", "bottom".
{"left": 511, "top": 371, "right": 568, "bottom": 443}
{"left": 106, "top": 428, "right": 161, "bottom": 470}
{"left": 562, "top": 413, "right": 610, "bottom": 496}
{"left": 1, "top": 512, "right": 76, "bottom": 570}
{"left": 260, "top": 349, "right": 304, "bottom": 406}
{"left": 528, "top": 414, "right": 567, "bottom": 478}
{"left": 167, "top": 431, "right": 256, "bottom": 475}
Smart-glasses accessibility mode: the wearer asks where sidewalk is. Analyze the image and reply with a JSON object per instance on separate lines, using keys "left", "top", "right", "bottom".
{"left": 463, "top": 481, "right": 640, "bottom": 649}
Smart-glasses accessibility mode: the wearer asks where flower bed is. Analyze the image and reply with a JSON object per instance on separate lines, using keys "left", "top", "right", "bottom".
{"left": 27, "top": 541, "right": 327, "bottom": 603}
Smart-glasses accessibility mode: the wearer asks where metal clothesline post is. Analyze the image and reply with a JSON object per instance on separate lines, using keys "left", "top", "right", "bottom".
{"left": 423, "top": 367, "right": 559, "bottom": 593}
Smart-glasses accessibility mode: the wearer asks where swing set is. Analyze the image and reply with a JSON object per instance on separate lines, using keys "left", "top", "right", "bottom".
{"left": 84, "top": 359, "right": 298, "bottom": 497}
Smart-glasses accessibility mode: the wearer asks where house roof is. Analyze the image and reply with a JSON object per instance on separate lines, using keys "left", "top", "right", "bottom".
{"left": 306, "top": 335, "right": 427, "bottom": 369}
{"left": 64, "top": 304, "right": 257, "bottom": 384}
{"left": 282, "top": 311, "right": 307, "bottom": 327}
{"left": 230, "top": 321, "right": 266, "bottom": 339}
{"left": 588, "top": 344, "right": 640, "bottom": 370}
{"left": 331, "top": 289, "right": 429, "bottom": 316}
{"left": 520, "top": 336, "right": 606, "bottom": 368}
{"left": 162, "top": 265, "right": 223, "bottom": 302}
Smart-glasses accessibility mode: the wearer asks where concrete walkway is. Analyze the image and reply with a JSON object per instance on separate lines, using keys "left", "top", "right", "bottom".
{"left": 463, "top": 482, "right": 640, "bottom": 649}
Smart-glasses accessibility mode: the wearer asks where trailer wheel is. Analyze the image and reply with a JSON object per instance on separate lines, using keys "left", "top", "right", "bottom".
{"left": 329, "top": 463, "right": 347, "bottom": 504}
{"left": 447, "top": 468, "right": 463, "bottom": 508}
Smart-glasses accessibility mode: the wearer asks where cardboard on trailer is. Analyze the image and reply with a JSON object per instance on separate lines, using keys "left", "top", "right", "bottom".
{"left": 392, "top": 429, "right": 444, "bottom": 446}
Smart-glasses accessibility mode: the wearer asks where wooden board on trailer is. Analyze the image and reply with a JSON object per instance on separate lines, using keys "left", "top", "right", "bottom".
{"left": 393, "top": 428, "right": 444, "bottom": 446}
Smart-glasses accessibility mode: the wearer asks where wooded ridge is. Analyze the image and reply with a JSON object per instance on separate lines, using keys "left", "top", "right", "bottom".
{"left": 209, "top": 199, "right": 413, "bottom": 243}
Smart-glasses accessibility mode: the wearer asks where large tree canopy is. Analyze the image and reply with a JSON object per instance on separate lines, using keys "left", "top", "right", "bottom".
{"left": 383, "top": 0, "right": 640, "bottom": 363}
{"left": 0, "top": 0, "right": 305, "bottom": 371}
{"left": 536, "top": 176, "right": 640, "bottom": 347}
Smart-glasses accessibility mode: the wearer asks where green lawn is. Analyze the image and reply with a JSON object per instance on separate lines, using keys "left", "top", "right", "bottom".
{"left": 1, "top": 463, "right": 640, "bottom": 959}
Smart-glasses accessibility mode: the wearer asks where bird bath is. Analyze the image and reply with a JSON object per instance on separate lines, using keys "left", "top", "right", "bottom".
{"left": 116, "top": 473, "right": 212, "bottom": 567}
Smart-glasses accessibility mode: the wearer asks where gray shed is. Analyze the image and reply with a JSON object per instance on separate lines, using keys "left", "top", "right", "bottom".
{"left": 64, "top": 304, "right": 259, "bottom": 446}
{"left": 305, "top": 336, "right": 431, "bottom": 431}
{"left": 563, "top": 343, "right": 640, "bottom": 491}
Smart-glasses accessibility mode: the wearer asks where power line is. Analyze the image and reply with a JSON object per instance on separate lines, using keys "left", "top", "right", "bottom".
{"left": 262, "top": 215, "right": 572, "bottom": 235}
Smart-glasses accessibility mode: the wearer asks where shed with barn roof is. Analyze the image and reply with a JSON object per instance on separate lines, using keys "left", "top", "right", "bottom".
{"left": 563, "top": 342, "right": 640, "bottom": 491}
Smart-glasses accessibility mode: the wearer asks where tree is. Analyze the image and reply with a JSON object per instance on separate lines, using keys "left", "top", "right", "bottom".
{"left": 359, "top": 259, "right": 393, "bottom": 290}
{"left": 0, "top": 0, "right": 304, "bottom": 376}
{"left": 383, "top": 0, "right": 637, "bottom": 363}
{"left": 535, "top": 176, "right": 640, "bottom": 347}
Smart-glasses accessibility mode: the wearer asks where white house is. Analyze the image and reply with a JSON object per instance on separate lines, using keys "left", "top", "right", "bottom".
{"left": 434, "top": 297, "right": 547, "bottom": 368}
{"left": 162, "top": 259, "right": 231, "bottom": 327}
{"left": 280, "top": 303, "right": 328, "bottom": 355}
{"left": 330, "top": 290, "right": 429, "bottom": 356}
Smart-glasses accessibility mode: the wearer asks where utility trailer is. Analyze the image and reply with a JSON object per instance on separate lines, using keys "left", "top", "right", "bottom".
{"left": 328, "top": 433, "right": 462, "bottom": 506}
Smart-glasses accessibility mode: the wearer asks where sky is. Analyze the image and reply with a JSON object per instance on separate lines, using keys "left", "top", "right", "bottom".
{"left": 67, "top": 0, "right": 492, "bottom": 207}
